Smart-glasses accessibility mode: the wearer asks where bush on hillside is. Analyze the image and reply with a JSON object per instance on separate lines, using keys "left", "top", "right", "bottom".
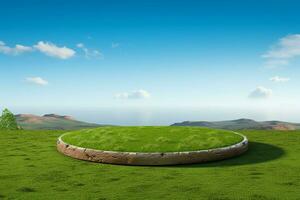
{"left": 0, "top": 108, "right": 19, "bottom": 130}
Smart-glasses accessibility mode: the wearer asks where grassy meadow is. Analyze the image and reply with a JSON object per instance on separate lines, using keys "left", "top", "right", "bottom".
{"left": 61, "top": 126, "right": 243, "bottom": 152}
{"left": 0, "top": 129, "right": 299, "bottom": 199}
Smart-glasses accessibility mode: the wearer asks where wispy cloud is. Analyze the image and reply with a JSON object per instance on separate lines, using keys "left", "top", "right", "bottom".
{"left": 269, "top": 76, "right": 290, "bottom": 83}
{"left": 0, "top": 40, "right": 103, "bottom": 60}
{"left": 111, "top": 42, "right": 120, "bottom": 48}
{"left": 115, "top": 89, "right": 150, "bottom": 99}
{"left": 264, "top": 59, "right": 289, "bottom": 68}
{"left": 34, "top": 41, "right": 75, "bottom": 59}
{"left": 0, "top": 41, "right": 33, "bottom": 55}
{"left": 248, "top": 86, "right": 272, "bottom": 99}
{"left": 76, "top": 43, "right": 103, "bottom": 59}
{"left": 263, "top": 34, "right": 300, "bottom": 68}
{"left": 26, "top": 77, "right": 48, "bottom": 86}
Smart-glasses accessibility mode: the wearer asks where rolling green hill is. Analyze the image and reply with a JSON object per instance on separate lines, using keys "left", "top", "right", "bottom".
{"left": 15, "top": 114, "right": 102, "bottom": 130}
{"left": 171, "top": 118, "right": 300, "bottom": 130}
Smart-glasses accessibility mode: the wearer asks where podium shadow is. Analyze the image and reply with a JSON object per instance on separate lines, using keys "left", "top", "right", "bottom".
{"left": 174, "top": 142, "right": 285, "bottom": 168}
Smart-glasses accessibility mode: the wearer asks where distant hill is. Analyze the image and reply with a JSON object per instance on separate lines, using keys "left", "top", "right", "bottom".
{"left": 15, "top": 114, "right": 103, "bottom": 130}
{"left": 171, "top": 118, "right": 300, "bottom": 130}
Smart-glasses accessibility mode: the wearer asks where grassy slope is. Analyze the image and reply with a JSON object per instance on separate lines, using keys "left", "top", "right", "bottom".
{"left": 17, "top": 118, "right": 100, "bottom": 130}
{"left": 62, "top": 126, "right": 243, "bottom": 152}
{"left": 0, "top": 129, "right": 299, "bottom": 200}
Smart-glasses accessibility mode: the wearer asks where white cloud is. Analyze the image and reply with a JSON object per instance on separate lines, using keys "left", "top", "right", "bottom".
{"left": 76, "top": 43, "right": 84, "bottom": 48}
{"left": 111, "top": 42, "right": 120, "bottom": 48}
{"left": 76, "top": 43, "right": 103, "bottom": 59}
{"left": 263, "top": 34, "right": 300, "bottom": 68}
{"left": 269, "top": 76, "right": 290, "bottom": 83}
{"left": 26, "top": 77, "right": 48, "bottom": 86}
{"left": 115, "top": 90, "right": 151, "bottom": 99}
{"left": 1, "top": 40, "right": 103, "bottom": 60}
{"left": 34, "top": 41, "right": 75, "bottom": 59}
{"left": 0, "top": 41, "right": 33, "bottom": 55}
{"left": 264, "top": 59, "right": 289, "bottom": 68}
{"left": 249, "top": 86, "right": 272, "bottom": 99}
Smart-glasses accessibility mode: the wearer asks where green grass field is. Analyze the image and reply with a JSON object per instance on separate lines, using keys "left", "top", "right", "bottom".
{"left": 0, "top": 129, "right": 299, "bottom": 199}
{"left": 61, "top": 126, "right": 243, "bottom": 152}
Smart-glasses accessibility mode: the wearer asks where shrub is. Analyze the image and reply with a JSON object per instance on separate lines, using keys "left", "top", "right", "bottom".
{"left": 0, "top": 108, "right": 19, "bottom": 130}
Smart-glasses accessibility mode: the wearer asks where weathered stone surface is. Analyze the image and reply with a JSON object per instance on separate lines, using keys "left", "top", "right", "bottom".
{"left": 57, "top": 133, "right": 248, "bottom": 166}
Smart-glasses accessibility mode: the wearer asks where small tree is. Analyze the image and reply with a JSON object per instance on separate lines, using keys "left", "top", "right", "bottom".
{"left": 0, "top": 108, "right": 18, "bottom": 130}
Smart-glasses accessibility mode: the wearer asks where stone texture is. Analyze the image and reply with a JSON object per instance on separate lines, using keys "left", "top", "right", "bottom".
{"left": 57, "top": 133, "right": 248, "bottom": 166}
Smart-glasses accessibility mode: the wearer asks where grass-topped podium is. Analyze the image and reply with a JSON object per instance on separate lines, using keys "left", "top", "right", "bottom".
{"left": 57, "top": 126, "right": 248, "bottom": 165}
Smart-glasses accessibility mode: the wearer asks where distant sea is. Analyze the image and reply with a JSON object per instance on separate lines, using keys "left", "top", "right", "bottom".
{"left": 10, "top": 106, "right": 300, "bottom": 126}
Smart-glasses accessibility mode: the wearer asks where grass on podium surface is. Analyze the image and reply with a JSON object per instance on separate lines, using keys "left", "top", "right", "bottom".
{"left": 61, "top": 126, "right": 243, "bottom": 152}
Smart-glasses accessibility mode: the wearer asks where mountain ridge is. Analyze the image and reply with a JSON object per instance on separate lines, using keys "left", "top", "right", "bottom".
{"left": 171, "top": 118, "right": 300, "bottom": 130}
{"left": 15, "top": 114, "right": 103, "bottom": 130}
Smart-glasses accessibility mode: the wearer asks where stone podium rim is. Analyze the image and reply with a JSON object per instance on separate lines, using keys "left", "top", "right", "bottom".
{"left": 57, "top": 132, "right": 248, "bottom": 166}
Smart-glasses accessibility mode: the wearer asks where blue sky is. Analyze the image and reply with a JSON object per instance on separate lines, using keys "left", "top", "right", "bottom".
{"left": 1, "top": 0, "right": 300, "bottom": 124}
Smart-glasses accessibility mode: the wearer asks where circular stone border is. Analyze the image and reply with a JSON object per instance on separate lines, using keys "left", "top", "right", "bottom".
{"left": 57, "top": 132, "right": 248, "bottom": 166}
